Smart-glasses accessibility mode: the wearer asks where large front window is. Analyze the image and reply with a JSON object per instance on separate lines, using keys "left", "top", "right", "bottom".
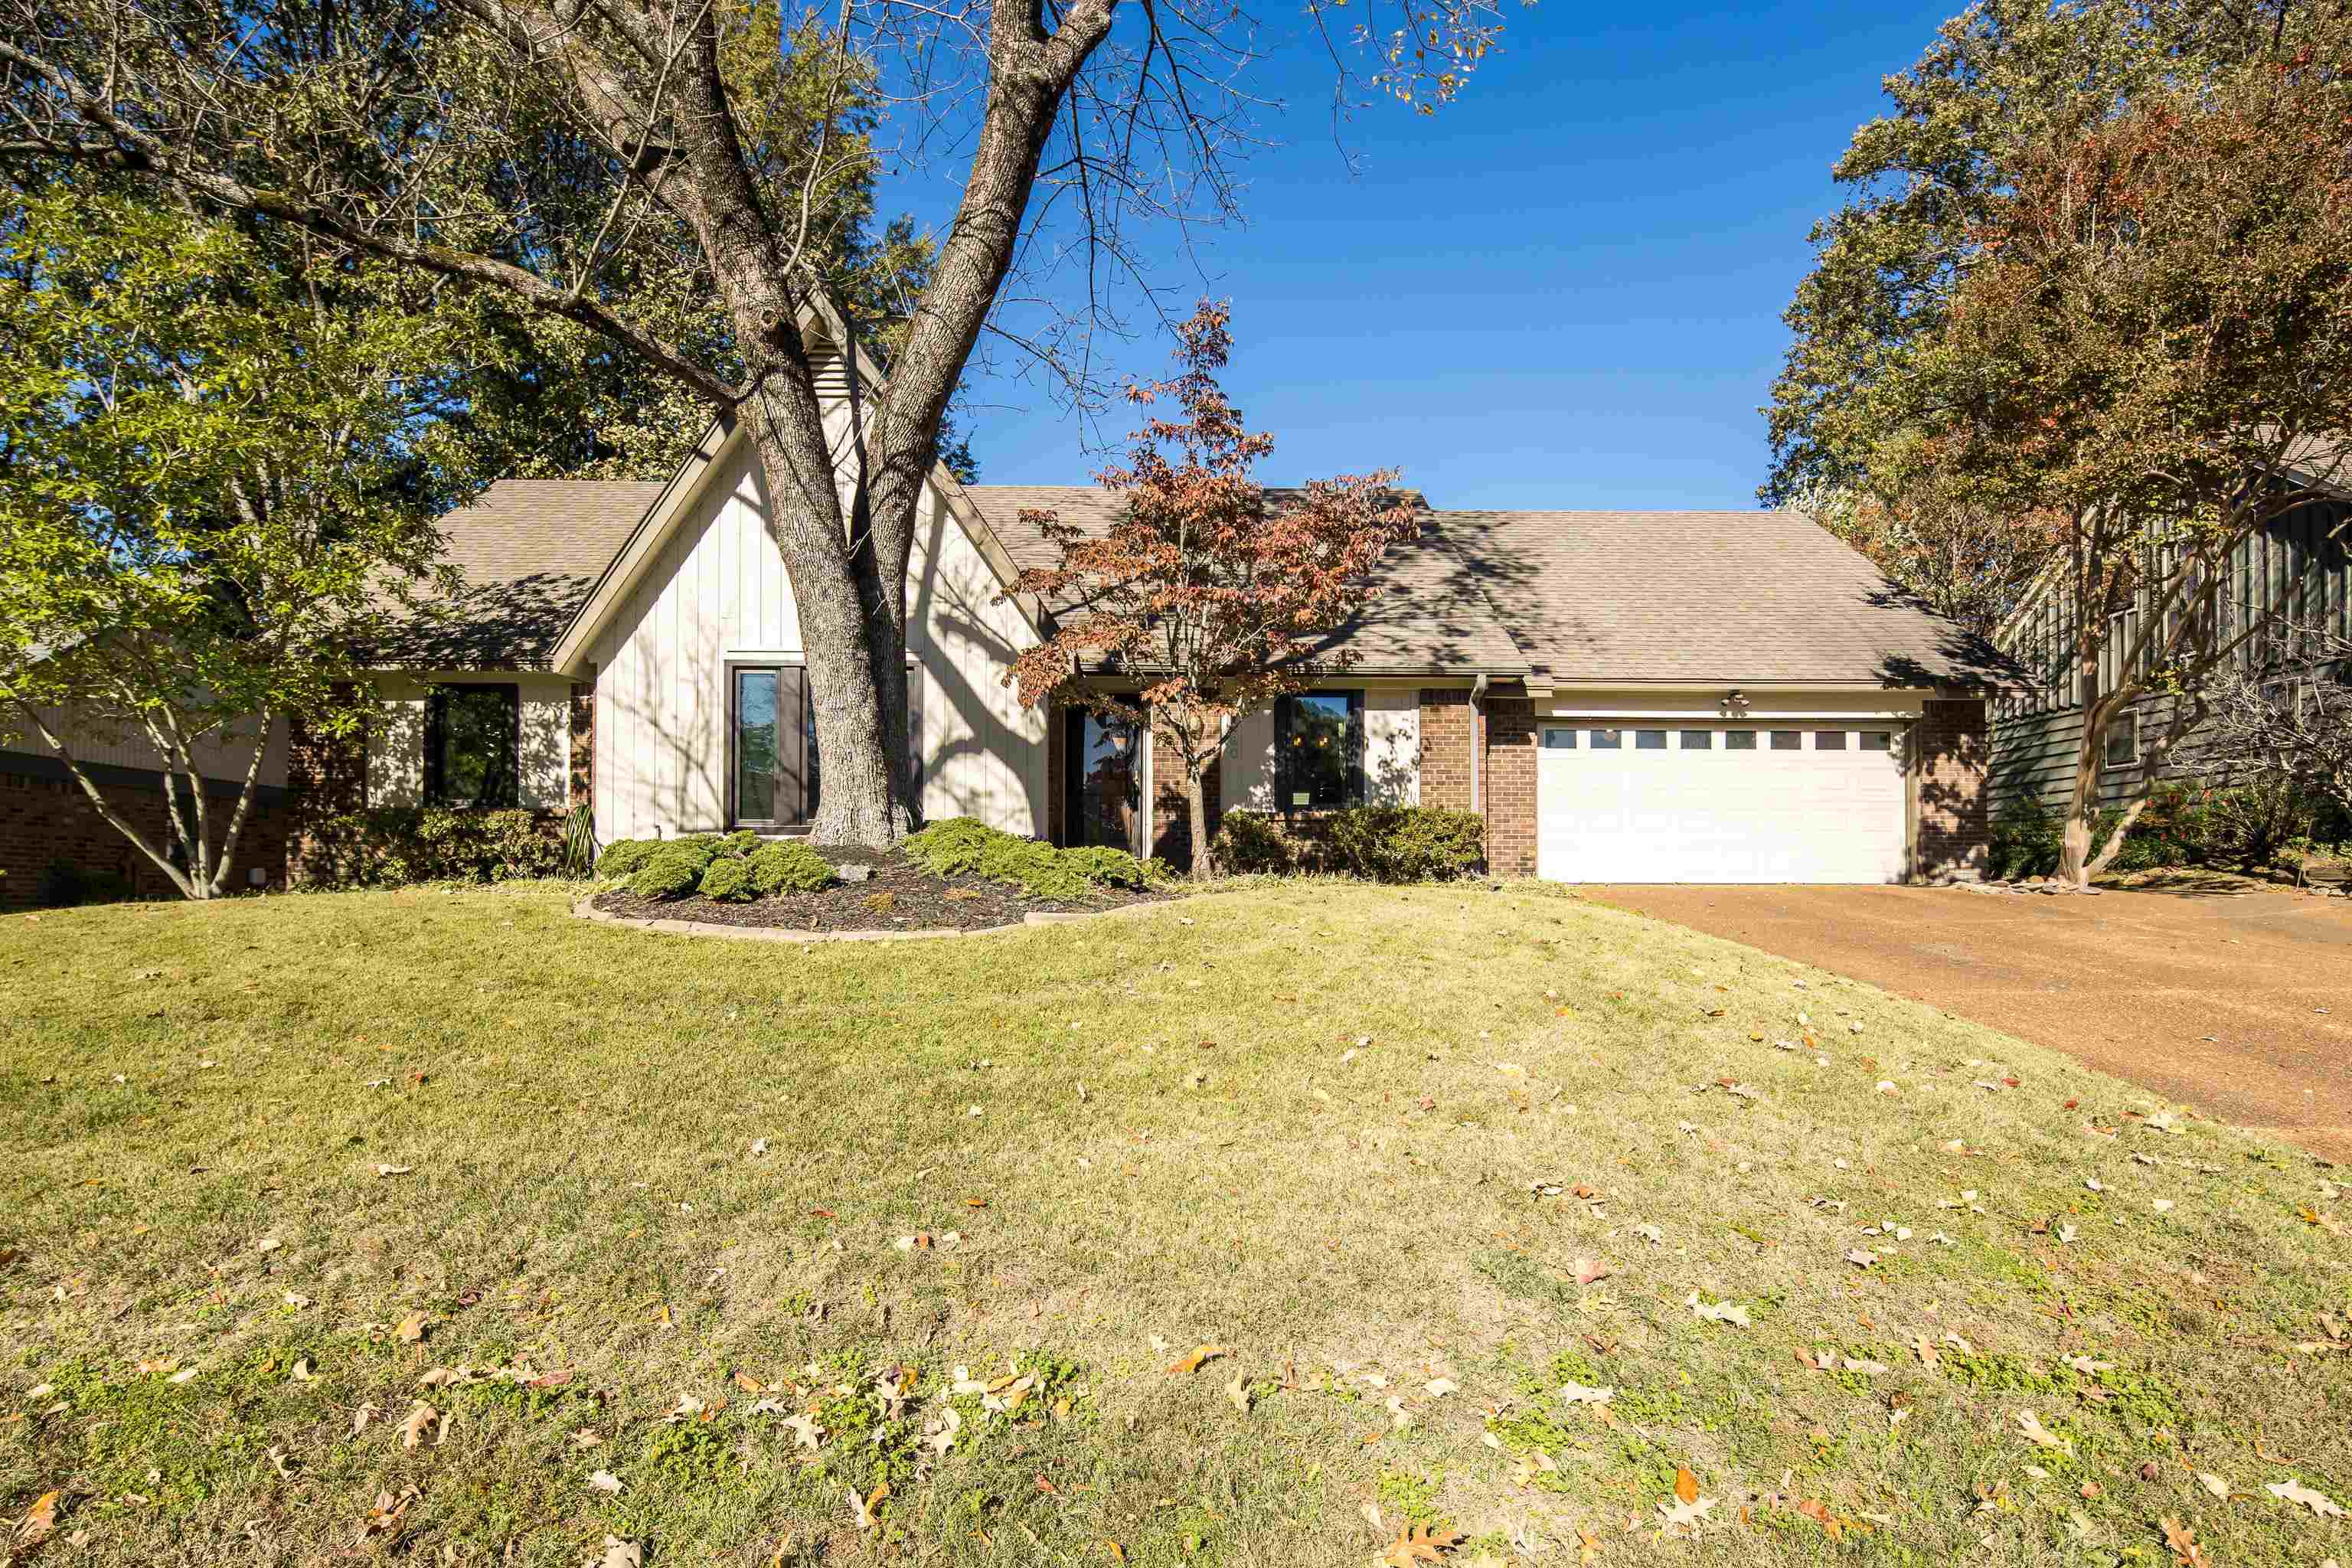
{"left": 1276, "top": 691, "right": 1364, "bottom": 811}
{"left": 426, "top": 684, "right": 518, "bottom": 808}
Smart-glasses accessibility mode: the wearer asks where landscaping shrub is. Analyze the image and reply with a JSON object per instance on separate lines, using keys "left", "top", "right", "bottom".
{"left": 1322, "top": 806, "right": 1487, "bottom": 881}
{"left": 697, "top": 856, "right": 756, "bottom": 900}
{"left": 1214, "top": 809, "right": 1296, "bottom": 874}
{"left": 1213, "top": 805, "right": 1486, "bottom": 882}
{"left": 900, "top": 817, "right": 999, "bottom": 877}
{"left": 301, "top": 806, "right": 570, "bottom": 886}
{"left": 596, "top": 838, "right": 659, "bottom": 879}
{"left": 1990, "top": 779, "right": 2350, "bottom": 880}
{"left": 627, "top": 843, "right": 707, "bottom": 900}
{"left": 903, "top": 817, "right": 1161, "bottom": 898}
{"left": 749, "top": 841, "right": 835, "bottom": 894}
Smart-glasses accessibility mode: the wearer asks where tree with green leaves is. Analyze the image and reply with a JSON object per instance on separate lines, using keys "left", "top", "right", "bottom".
{"left": 1, "top": 0, "right": 1511, "bottom": 847}
{"left": 0, "top": 191, "right": 471, "bottom": 899}
{"left": 1765, "top": 0, "right": 2352, "bottom": 885}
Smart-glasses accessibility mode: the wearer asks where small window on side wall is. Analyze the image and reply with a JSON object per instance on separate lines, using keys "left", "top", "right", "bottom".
{"left": 426, "top": 684, "right": 520, "bottom": 808}
{"left": 2104, "top": 712, "right": 2140, "bottom": 769}
{"left": 1276, "top": 691, "right": 1364, "bottom": 809}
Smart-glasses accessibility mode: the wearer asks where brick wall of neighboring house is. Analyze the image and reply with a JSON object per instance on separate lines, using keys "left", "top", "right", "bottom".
{"left": 0, "top": 756, "right": 291, "bottom": 906}
{"left": 1913, "top": 696, "right": 1991, "bottom": 880}
{"left": 1481, "top": 693, "right": 1540, "bottom": 877}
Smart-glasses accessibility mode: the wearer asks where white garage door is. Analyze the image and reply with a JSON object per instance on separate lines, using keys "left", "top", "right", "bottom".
{"left": 1536, "top": 724, "right": 1907, "bottom": 884}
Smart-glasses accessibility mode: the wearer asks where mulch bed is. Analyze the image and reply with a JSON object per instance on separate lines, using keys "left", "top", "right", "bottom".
{"left": 589, "top": 846, "right": 1179, "bottom": 934}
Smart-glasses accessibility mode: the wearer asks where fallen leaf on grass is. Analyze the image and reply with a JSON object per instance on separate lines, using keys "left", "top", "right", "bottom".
{"left": 351, "top": 1403, "right": 383, "bottom": 1436}
{"left": 1674, "top": 1468, "right": 1700, "bottom": 1504}
{"left": 570, "top": 1429, "right": 603, "bottom": 1449}
{"left": 587, "top": 1538, "right": 642, "bottom": 1568}
{"left": 14, "top": 1490, "right": 59, "bottom": 1549}
{"left": 846, "top": 1481, "right": 888, "bottom": 1530}
{"left": 2266, "top": 1478, "right": 2346, "bottom": 1518}
{"left": 1383, "top": 1522, "right": 1466, "bottom": 1564}
{"left": 290, "top": 1357, "right": 318, "bottom": 1381}
{"left": 1224, "top": 1374, "right": 1252, "bottom": 1414}
{"left": 1572, "top": 1257, "right": 1610, "bottom": 1285}
{"left": 1686, "top": 1292, "right": 1749, "bottom": 1326}
{"left": 2161, "top": 1516, "right": 2212, "bottom": 1568}
{"left": 376, "top": 1164, "right": 413, "bottom": 1178}
{"left": 2014, "top": 1410, "right": 2072, "bottom": 1453}
{"left": 397, "top": 1312, "right": 429, "bottom": 1344}
{"left": 2195, "top": 1472, "right": 2230, "bottom": 1500}
{"left": 1167, "top": 1344, "right": 1225, "bottom": 1376}
{"left": 1845, "top": 1250, "right": 1877, "bottom": 1269}
{"left": 1558, "top": 1380, "right": 1614, "bottom": 1405}
{"left": 397, "top": 1403, "right": 443, "bottom": 1450}
{"left": 587, "top": 1471, "right": 624, "bottom": 1494}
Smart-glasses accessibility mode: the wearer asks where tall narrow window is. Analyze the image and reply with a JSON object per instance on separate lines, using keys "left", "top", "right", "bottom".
{"left": 731, "top": 666, "right": 811, "bottom": 827}
{"left": 1275, "top": 691, "right": 1364, "bottom": 809}
{"left": 426, "top": 684, "right": 519, "bottom": 808}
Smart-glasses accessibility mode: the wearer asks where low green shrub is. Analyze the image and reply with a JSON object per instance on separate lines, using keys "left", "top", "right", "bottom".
{"left": 697, "top": 856, "right": 756, "bottom": 901}
{"left": 900, "top": 818, "right": 999, "bottom": 878}
{"left": 596, "top": 838, "right": 659, "bottom": 879}
{"left": 722, "top": 829, "right": 760, "bottom": 857}
{"left": 627, "top": 843, "right": 707, "bottom": 900}
{"left": 301, "top": 806, "right": 570, "bottom": 887}
{"left": 1212, "top": 805, "right": 1486, "bottom": 882}
{"left": 1324, "top": 806, "right": 1487, "bottom": 881}
{"left": 1214, "top": 809, "right": 1296, "bottom": 874}
{"left": 903, "top": 817, "right": 1160, "bottom": 899}
{"left": 1991, "top": 779, "right": 2352, "bottom": 880}
{"left": 750, "top": 841, "right": 835, "bottom": 894}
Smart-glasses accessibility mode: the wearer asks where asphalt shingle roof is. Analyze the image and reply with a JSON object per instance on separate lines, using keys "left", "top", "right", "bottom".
{"left": 379, "top": 479, "right": 663, "bottom": 668}
{"left": 963, "top": 488, "right": 1986, "bottom": 686}
{"left": 410, "top": 478, "right": 1988, "bottom": 687}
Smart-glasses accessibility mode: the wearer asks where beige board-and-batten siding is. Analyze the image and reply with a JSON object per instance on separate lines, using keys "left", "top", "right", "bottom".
{"left": 362, "top": 674, "right": 575, "bottom": 811}
{"left": 586, "top": 394, "right": 1048, "bottom": 842}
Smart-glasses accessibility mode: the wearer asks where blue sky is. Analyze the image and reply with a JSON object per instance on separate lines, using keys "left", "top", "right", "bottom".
{"left": 906, "top": 0, "right": 1957, "bottom": 509}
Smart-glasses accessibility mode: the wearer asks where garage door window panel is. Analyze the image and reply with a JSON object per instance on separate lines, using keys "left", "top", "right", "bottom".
{"left": 1680, "top": 730, "right": 1713, "bottom": 749}
{"left": 1724, "top": 730, "right": 1757, "bottom": 750}
{"left": 1542, "top": 727, "right": 1576, "bottom": 749}
{"left": 1815, "top": 730, "right": 1848, "bottom": 750}
{"left": 1635, "top": 730, "right": 1668, "bottom": 750}
{"left": 1769, "top": 730, "right": 1802, "bottom": 751}
{"left": 1590, "top": 728, "right": 1622, "bottom": 750}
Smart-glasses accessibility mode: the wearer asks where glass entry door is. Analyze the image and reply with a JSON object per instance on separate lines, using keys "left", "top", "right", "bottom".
{"left": 1065, "top": 710, "right": 1145, "bottom": 854}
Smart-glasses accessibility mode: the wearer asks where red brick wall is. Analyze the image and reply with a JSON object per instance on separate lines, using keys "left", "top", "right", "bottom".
{"left": 286, "top": 694, "right": 367, "bottom": 886}
{"left": 1148, "top": 733, "right": 1220, "bottom": 871}
{"left": 1418, "top": 689, "right": 1477, "bottom": 812}
{"left": 1913, "top": 697, "right": 1990, "bottom": 880}
{"left": 0, "top": 760, "right": 291, "bottom": 906}
{"left": 1481, "top": 693, "right": 1539, "bottom": 877}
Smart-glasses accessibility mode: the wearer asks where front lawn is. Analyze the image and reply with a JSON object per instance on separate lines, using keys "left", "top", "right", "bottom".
{"left": 2, "top": 882, "right": 2347, "bottom": 1566}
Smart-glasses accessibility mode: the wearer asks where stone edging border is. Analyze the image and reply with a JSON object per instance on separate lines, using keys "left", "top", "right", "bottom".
{"left": 570, "top": 893, "right": 1180, "bottom": 943}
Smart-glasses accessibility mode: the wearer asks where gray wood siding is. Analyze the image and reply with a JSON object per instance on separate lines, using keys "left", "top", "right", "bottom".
{"left": 1991, "top": 499, "right": 2350, "bottom": 816}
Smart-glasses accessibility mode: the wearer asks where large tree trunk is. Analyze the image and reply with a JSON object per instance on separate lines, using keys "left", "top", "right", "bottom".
{"left": 741, "top": 397, "right": 909, "bottom": 847}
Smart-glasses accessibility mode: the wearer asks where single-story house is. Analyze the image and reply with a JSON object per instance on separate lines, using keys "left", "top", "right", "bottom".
{"left": 1, "top": 311, "right": 1996, "bottom": 900}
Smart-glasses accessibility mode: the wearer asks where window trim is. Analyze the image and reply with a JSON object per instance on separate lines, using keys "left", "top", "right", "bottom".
{"left": 423, "top": 682, "right": 521, "bottom": 809}
{"left": 727, "top": 662, "right": 812, "bottom": 831}
{"left": 2102, "top": 710, "right": 2141, "bottom": 771}
{"left": 1273, "top": 689, "right": 1367, "bottom": 812}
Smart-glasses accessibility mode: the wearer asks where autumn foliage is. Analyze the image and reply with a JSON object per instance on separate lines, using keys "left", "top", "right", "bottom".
{"left": 1003, "top": 302, "right": 1420, "bottom": 877}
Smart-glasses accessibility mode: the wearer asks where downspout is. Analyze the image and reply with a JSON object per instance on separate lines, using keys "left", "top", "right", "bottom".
{"left": 1467, "top": 673, "right": 1489, "bottom": 815}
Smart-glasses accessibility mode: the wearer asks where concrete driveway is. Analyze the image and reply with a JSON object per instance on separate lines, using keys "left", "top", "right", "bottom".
{"left": 1584, "top": 881, "right": 2352, "bottom": 1164}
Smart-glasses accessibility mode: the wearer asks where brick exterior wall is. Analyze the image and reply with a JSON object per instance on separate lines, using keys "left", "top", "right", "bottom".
{"left": 286, "top": 691, "right": 368, "bottom": 887}
{"left": 1913, "top": 696, "right": 1990, "bottom": 880}
{"left": 1481, "top": 692, "right": 1539, "bottom": 877}
{"left": 1148, "top": 733, "right": 1220, "bottom": 871}
{"left": 0, "top": 759, "right": 291, "bottom": 906}
{"left": 569, "top": 678, "right": 595, "bottom": 810}
{"left": 1417, "top": 689, "right": 1477, "bottom": 813}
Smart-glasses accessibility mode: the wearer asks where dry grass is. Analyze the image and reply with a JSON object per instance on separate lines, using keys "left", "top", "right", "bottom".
{"left": 2, "top": 880, "right": 2348, "bottom": 1567}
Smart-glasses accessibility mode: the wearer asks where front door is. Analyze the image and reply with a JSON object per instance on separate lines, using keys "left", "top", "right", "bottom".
{"left": 1064, "top": 710, "right": 1145, "bottom": 854}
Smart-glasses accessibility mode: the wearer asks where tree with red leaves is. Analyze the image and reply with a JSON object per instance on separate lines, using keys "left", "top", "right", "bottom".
{"left": 1004, "top": 302, "right": 1421, "bottom": 878}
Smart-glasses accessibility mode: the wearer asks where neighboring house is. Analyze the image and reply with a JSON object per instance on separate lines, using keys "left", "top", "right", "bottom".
{"left": 0, "top": 707, "right": 292, "bottom": 904}
{"left": 5, "top": 307, "right": 1999, "bottom": 898}
{"left": 1990, "top": 495, "right": 2352, "bottom": 818}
